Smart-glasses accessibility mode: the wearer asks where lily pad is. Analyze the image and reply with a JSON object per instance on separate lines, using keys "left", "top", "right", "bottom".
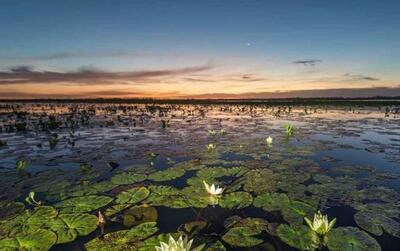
{"left": 50, "top": 213, "right": 98, "bottom": 244}
{"left": 276, "top": 224, "right": 319, "bottom": 251}
{"left": 105, "top": 204, "right": 131, "bottom": 218}
{"left": 182, "top": 221, "right": 208, "bottom": 235}
{"left": 219, "top": 192, "right": 253, "bottom": 209}
{"left": 205, "top": 241, "right": 227, "bottom": 251}
{"left": 0, "top": 229, "right": 57, "bottom": 251}
{"left": 242, "top": 169, "right": 277, "bottom": 193}
{"left": 85, "top": 222, "right": 159, "bottom": 251}
{"left": 144, "top": 186, "right": 190, "bottom": 208}
{"left": 222, "top": 226, "right": 263, "bottom": 247}
{"left": 115, "top": 187, "right": 150, "bottom": 205}
{"left": 123, "top": 205, "right": 158, "bottom": 227}
{"left": 354, "top": 211, "right": 400, "bottom": 238}
{"left": 71, "top": 181, "right": 117, "bottom": 197}
{"left": 325, "top": 227, "right": 381, "bottom": 251}
{"left": 253, "top": 192, "right": 290, "bottom": 211}
{"left": 281, "top": 200, "right": 315, "bottom": 226}
{"left": 147, "top": 168, "right": 185, "bottom": 181}
{"left": 54, "top": 195, "right": 113, "bottom": 213}
{"left": 111, "top": 172, "right": 147, "bottom": 185}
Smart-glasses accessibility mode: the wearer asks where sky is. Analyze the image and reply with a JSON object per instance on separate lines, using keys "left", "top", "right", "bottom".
{"left": 0, "top": 0, "right": 399, "bottom": 99}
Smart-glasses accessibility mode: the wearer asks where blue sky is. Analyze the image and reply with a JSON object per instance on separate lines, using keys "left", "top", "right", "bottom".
{"left": 0, "top": 0, "right": 399, "bottom": 98}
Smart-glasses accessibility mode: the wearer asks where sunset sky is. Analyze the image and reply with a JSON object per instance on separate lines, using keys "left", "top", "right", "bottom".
{"left": 0, "top": 0, "right": 399, "bottom": 99}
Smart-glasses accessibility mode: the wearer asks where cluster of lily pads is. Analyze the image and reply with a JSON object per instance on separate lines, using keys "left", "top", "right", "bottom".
{"left": 1, "top": 145, "right": 399, "bottom": 250}
{"left": 0, "top": 103, "right": 399, "bottom": 250}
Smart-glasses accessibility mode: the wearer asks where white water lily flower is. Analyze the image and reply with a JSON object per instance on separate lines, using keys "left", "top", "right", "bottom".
{"left": 203, "top": 180, "right": 224, "bottom": 196}
{"left": 206, "top": 143, "right": 216, "bottom": 151}
{"left": 266, "top": 136, "right": 273, "bottom": 145}
{"left": 304, "top": 211, "right": 336, "bottom": 235}
{"left": 208, "top": 129, "right": 216, "bottom": 136}
{"left": 156, "top": 235, "right": 194, "bottom": 251}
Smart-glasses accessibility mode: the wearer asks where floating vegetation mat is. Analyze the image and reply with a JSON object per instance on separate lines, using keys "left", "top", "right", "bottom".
{"left": 0, "top": 103, "right": 399, "bottom": 250}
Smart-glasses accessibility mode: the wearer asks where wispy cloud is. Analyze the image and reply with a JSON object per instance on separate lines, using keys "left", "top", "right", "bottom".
{"left": 181, "top": 87, "right": 400, "bottom": 99}
{"left": 0, "top": 64, "right": 214, "bottom": 85}
{"left": 0, "top": 89, "right": 182, "bottom": 99}
{"left": 181, "top": 73, "right": 267, "bottom": 84}
{"left": 0, "top": 50, "right": 141, "bottom": 61}
{"left": 343, "top": 73, "right": 379, "bottom": 81}
{"left": 293, "top": 59, "right": 322, "bottom": 66}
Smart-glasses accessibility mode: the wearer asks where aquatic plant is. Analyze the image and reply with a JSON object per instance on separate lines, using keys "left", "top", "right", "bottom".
{"left": 203, "top": 181, "right": 224, "bottom": 196}
{"left": 156, "top": 235, "right": 201, "bottom": 251}
{"left": 85, "top": 222, "right": 158, "bottom": 250}
{"left": 80, "top": 163, "right": 91, "bottom": 174}
{"left": 97, "top": 211, "right": 106, "bottom": 235}
{"left": 284, "top": 123, "right": 294, "bottom": 136}
{"left": 265, "top": 136, "right": 273, "bottom": 145}
{"left": 222, "top": 217, "right": 267, "bottom": 247}
{"left": 304, "top": 211, "right": 336, "bottom": 236}
{"left": 25, "top": 191, "right": 42, "bottom": 206}
{"left": 48, "top": 136, "right": 58, "bottom": 149}
{"left": 206, "top": 143, "right": 216, "bottom": 151}
{"left": 208, "top": 129, "right": 216, "bottom": 136}
{"left": 16, "top": 159, "right": 28, "bottom": 172}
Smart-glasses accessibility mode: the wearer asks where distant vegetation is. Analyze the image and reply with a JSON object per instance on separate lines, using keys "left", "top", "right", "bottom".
{"left": 0, "top": 97, "right": 400, "bottom": 106}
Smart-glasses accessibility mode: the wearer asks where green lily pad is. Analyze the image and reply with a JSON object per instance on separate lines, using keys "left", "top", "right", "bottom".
{"left": 54, "top": 195, "right": 113, "bottom": 213}
{"left": 0, "top": 229, "right": 57, "bottom": 251}
{"left": 222, "top": 226, "right": 263, "bottom": 247}
{"left": 85, "top": 222, "right": 158, "bottom": 251}
{"left": 281, "top": 200, "right": 315, "bottom": 226}
{"left": 253, "top": 192, "right": 290, "bottom": 211}
{"left": 116, "top": 187, "right": 150, "bottom": 205}
{"left": 276, "top": 224, "right": 319, "bottom": 251}
{"left": 105, "top": 204, "right": 131, "bottom": 218}
{"left": 205, "top": 240, "right": 227, "bottom": 251}
{"left": 71, "top": 181, "right": 117, "bottom": 197}
{"left": 325, "top": 227, "right": 381, "bottom": 251}
{"left": 50, "top": 213, "right": 98, "bottom": 244}
{"left": 219, "top": 192, "right": 253, "bottom": 209}
{"left": 354, "top": 211, "right": 400, "bottom": 238}
{"left": 23, "top": 206, "right": 58, "bottom": 233}
{"left": 230, "top": 217, "right": 269, "bottom": 233}
{"left": 242, "top": 169, "right": 277, "bottom": 194}
{"left": 144, "top": 186, "right": 190, "bottom": 208}
{"left": 123, "top": 205, "right": 158, "bottom": 227}
{"left": 182, "top": 221, "right": 208, "bottom": 235}
{"left": 147, "top": 168, "right": 185, "bottom": 181}
{"left": 111, "top": 172, "right": 147, "bottom": 185}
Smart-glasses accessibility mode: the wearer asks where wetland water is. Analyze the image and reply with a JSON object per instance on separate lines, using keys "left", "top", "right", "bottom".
{"left": 0, "top": 102, "right": 399, "bottom": 251}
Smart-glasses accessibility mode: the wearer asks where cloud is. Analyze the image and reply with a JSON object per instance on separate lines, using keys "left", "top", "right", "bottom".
{"left": 0, "top": 50, "right": 141, "bottom": 61}
{"left": 9, "top": 65, "right": 34, "bottom": 73}
{"left": 0, "top": 64, "right": 214, "bottom": 85}
{"left": 181, "top": 87, "right": 400, "bottom": 99}
{"left": 344, "top": 73, "right": 379, "bottom": 81}
{"left": 181, "top": 73, "right": 267, "bottom": 84}
{"left": 293, "top": 59, "right": 322, "bottom": 66}
{"left": 0, "top": 89, "right": 182, "bottom": 99}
